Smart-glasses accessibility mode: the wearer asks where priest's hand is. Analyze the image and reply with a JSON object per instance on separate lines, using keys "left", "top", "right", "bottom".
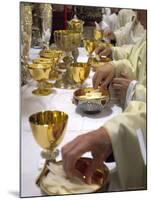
{"left": 112, "top": 72, "right": 132, "bottom": 97}
{"left": 61, "top": 127, "right": 112, "bottom": 184}
{"left": 92, "top": 63, "right": 115, "bottom": 89}
{"left": 103, "top": 30, "right": 116, "bottom": 41}
{"left": 95, "top": 44, "right": 112, "bottom": 58}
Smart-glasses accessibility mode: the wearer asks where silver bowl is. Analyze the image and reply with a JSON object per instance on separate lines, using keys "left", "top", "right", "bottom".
{"left": 73, "top": 87, "right": 110, "bottom": 114}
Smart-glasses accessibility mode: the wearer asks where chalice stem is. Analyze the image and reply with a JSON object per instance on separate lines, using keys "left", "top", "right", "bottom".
{"left": 36, "top": 159, "right": 49, "bottom": 186}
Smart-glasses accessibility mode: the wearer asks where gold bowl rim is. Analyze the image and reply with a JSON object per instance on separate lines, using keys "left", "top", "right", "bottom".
{"left": 29, "top": 110, "right": 68, "bottom": 126}
{"left": 28, "top": 63, "right": 51, "bottom": 69}
{"left": 73, "top": 87, "right": 109, "bottom": 101}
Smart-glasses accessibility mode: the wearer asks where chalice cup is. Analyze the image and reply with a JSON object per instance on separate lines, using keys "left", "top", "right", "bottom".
{"left": 28, "top": 63, "right": 52, "bottom": 96}
{"left": 29, "top": 110, "right": 68, "bottom": 185}
{"left": 54, "top": 30, "right": 81, "bottom": 67}
{"left": 93, "top": 28, "right": 103, "bottom": 41}
{"left": 55, "top": 62, "right": 90, "bottom": 89}
{"left": 39, "top": 49, "right": 64, "bottom": 80}
{"left": 83, "top": 39, "right": 97, "bottom": 58}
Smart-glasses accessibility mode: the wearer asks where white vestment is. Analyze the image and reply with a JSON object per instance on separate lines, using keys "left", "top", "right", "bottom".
{"left": 102, "top": 9, "right": 146, "bottom": 46}
{"left": 103, "top": 35, "right": 147, "bottom": 190}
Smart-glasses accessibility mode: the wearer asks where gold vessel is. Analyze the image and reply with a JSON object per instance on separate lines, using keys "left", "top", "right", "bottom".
{"left": 67, "top": 15, "right": 84, "bottom": 33}
{"left": 83, "top": 39, "right": 97, "bottom": 57}
{"left": 39, "top": 49, "right": 64, "bottom": 80}
{"left": 93, "top": 28, "right": 103, "bottom": 41}
{"left": 29, "top": 110, "right": 68, "bottom": 185}
{"left": 54, "top": 30, "right": 81, "bottom": 64}
{"left": 28, "top": 63, "right": 52, "bottom": 96}
{"left": 55, "top": 62, "right": 90, "bottom": 89}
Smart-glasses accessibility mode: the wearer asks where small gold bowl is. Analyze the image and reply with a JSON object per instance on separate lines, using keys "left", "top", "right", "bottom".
{"left": 73, "top": 87, "right": 110, "bottom": 114}
{"left": 29, "top": 110, "right": 68, "bottom": 150}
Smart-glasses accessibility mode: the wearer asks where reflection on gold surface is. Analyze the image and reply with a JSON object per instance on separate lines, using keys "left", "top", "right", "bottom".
{"left": 29, "top": 110, "right": 68, "bottom": 185}
{"left": 29, "top": 110, "right": 68, "bottom": 150}
{"left": 28, "top": 63, "right": 52, "bottom": 95}
{"left": 94, "top": 29, "right": 103, "bottom": 41}
{"left": 55, "top": 62, "right": 90, "bottom": 89}
{"left": 83, "top": 39, "right": 96, "bottom": 56}
{"left": 67, "top": 15, "right": 84, "bottom": 33}
{"left": 54, "top": 30, "right": 81, "bottom": 64}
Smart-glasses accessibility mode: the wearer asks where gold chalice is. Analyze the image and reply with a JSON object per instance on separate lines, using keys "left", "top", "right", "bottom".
{"left": 83, "top": 39, "right": 97, "bottom": 57}
{"left": 39, "top": 49, "right": 64, "bottom": 80}
{"left": 83, "top": 39, "right": 97, "bottom": 66}
{"left": 93, "top": 28, "right": 103, "bottom": 41}
{"left": 28, "top": 63, "right": 52, "bottom": 96}
{"left": 29, "top": 110, "right": 68, "bottom": 185}
{"left": 54, "top": 30, "right": 81, "bottom": 66}
{"left": 55, "top": 62, "right": 90, "bottom": 89}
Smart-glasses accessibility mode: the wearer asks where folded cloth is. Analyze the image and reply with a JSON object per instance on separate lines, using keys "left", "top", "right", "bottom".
{"left": 41, "top": 162, "right": 100, "bottom": 194}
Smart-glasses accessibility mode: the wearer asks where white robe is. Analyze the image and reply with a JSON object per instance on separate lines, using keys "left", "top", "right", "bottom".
{"left": 102, "top": 9, "right": 146, "bottom": 46}
{"left": 103, "top": 35, "right": 147, "bottom": 190}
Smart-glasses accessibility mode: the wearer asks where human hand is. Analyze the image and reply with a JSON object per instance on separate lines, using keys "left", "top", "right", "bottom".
{"left": 92, "top": 63, "right": 115, "bottom": 89}
{"left": 61, "top": 127, "right": 112, "bottom": 184}
{"left": 95, "top": 44, "right": 112, "bottom": 59}
{"left": 112, "top": 72, "right": 132, "bottom": 97}
{"left": 103, "top": 30, "right": 116, "bottom": 41}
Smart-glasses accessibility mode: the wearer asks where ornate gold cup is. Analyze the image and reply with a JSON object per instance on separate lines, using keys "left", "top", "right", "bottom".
{"left": 83, "top": 39, "right": 97, "bottom": 57}
{"left": 28, "top": 63, "right": 52, "bottom": 96}
{"left": 29, "top": 110, "right": 68, "bottom": 185}
{"left": 55, "top": 62, "right": 90, "bottom": 89}
{"left": 39, "top": 49, "right": 64, "bottom": 80}
{"left": 67, "top": 15, "right": 84, "bottom": 34}
{"left": 54, "top": 30, "right": 81, "bottom": 65}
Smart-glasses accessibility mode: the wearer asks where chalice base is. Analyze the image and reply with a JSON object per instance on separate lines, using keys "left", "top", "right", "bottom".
{"left": 32, "top": 88, "right": 52, "bottom": 96}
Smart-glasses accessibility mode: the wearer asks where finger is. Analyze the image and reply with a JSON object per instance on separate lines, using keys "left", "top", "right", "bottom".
{"left": 98, "top": 49, "right": 108, "bottom": 57}
{"left": 112, "top": 83, "right": 122, "bottom": 90}
{"left": 120, "top": 72, "right": 129, "bottom": 79}
{"left": 92, "top": 72, "right": 98, "bottom": 88}
{"left": 62, "top": 138, "right": 91, "bottom": 178}
{"left": 112, "top": 78, "right": 125, "bottom": 84}
{"left": 85, "top": 155, "right": 104, "bottom": 184}
{"left": 93, "top": 72, "right": 104, "bottom": 89}
{"left": 95, "top": 46, "right": 105, "bottom": 55}
{"left": 101, "top": 73, "right": 113, "bottom": 88}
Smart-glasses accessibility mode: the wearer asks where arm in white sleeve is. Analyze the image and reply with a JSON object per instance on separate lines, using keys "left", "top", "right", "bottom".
{"left": 103, "top": 101, "right": 146, "bottom": 190}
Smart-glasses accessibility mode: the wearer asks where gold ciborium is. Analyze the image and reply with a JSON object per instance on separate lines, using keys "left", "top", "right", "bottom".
{"left": 67, "top": 15, "right": 84, "bottom": 34}
{"left": 29, "top": 110, "right": 68, "bottom": 185}
{"left": 54, "top": 30, "right": 81, "bottom": 65}
{"left": 39, "top": 49, "right": 64, "bottom": 80}
{"left": 28, "top": 63, "right": 52, "bottom": 96}
{"left": 55, "top": 62, "right": 90, "bottom": 89}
